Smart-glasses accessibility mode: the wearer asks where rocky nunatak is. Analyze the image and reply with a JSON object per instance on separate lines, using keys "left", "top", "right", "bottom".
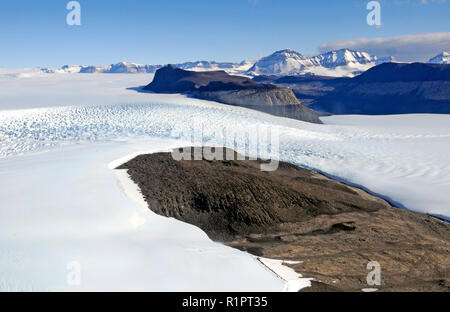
{"left": 143, "top": 65, "right": 322, "bottom": 124}
{"left": 117, "top": 147, "right": 450, "bottom": 292}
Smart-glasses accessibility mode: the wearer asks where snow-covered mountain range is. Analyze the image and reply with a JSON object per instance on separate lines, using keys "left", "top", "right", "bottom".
{"left": 42, "top": 62, "right": 162, "bottom": 74}
{"left": 42, "top": 61, "right": 254, "bottom": 76}
{"left": 246, "top": 49, "right": 395, "bottom": 77}
{"left": 428, "top": 52, "right": 450, "bottom": 64}
{"left": 41, "top": 49, "right": 397, "bottom": 78}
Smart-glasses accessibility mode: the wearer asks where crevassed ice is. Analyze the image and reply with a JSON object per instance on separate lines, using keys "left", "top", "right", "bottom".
{"left": 0, "top": 101, "right": 450, "bottom": 218}
{"left": 0, "top": 102, "right": 336, "bottom": 159}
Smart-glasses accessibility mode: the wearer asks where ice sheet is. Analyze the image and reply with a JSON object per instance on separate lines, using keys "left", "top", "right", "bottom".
{"left": 1, "top": 73, "right": 449, "bottom": 291}
{"left": 0, "top": 139, "right": 284, "bottom": 291}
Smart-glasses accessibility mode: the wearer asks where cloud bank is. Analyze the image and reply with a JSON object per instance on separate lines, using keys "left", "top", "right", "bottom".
{"left": 319, "top": 32, "right": 450, "bottom": 62}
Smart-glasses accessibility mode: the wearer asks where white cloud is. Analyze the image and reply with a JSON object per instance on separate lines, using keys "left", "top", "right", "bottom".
{"left": 319, "top": 32, "right": 450, "bottom": 62}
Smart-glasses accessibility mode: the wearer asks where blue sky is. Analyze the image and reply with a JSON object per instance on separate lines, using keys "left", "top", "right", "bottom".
{"left": 0, "top": 0, "right": 449, "bottom": 67}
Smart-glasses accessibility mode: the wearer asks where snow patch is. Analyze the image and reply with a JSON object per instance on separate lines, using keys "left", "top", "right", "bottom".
{"left": 362, "top": 288, "right": 379, "bottom": 292}
{"left": 256, "top": 257, "right": 312, "bottom": 292}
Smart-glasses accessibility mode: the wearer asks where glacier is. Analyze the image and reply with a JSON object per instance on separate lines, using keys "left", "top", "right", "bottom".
{"left": 0, "top": 72, "right": 449, "bottom": 291}
{"left": 1, "top": 72, "right": 449, "bottom": 218}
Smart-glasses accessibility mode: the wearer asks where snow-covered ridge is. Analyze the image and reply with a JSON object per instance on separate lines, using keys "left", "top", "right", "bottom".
{"left": 247, "top": 49, "right": 314, "bottom": 76}
{"left": 177, "top": 60, "right": 254, "bottom": 75}
{"left": 428, "top": 52, "right": 450, "bottom": 64}
{"left": 309, "top": 49, "right": 375, "bottom": 67}
{"left": 374, "top": 56, "right": 396, "bottom": 65}
{"left": 42, "top": 62, "right": 162, "bottom": 74}
{"left": 246, "top": 49, "right": 395, "bottom": 77}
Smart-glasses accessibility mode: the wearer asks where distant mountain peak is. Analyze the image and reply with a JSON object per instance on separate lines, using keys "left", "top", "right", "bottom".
{"left": 247, "top": 48, "right": 388, "bottom": 77}
{"left": 428, "top": 52, "right": 450, "bottom": 64}
{"left": 310, "top": 49, "right": 375, "bottom": 68}
{"left": 265, "top": 49, "right": 307, "bottom": 60}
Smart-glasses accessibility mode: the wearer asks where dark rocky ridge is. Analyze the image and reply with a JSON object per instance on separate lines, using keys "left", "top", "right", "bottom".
{"left": 353, "top": 62, "right": 450, "bottom": 83}
{"left": 259, "top": 63, "right": 450, "bottom": 115}
{"left": 144, "top": 65, "right": 322, "bottom": 124}
{"left": 145, "top": 64, "right": 275, "bottom": 92}
{"left": 117, "top": 147, "right": 450, "bottom": 292}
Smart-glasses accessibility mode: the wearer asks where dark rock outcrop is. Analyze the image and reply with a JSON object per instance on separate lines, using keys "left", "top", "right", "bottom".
{"left": 263, "top": 63, "right": 450, "bottom": 115}
{"left": 143, "top": 65, "right": 322, "bottom": 124}
{"left": 144, "top": 64, "right": 273, "bottom": 93}
{"left": 117, "top": 147, "right": 450, "bottom": 292}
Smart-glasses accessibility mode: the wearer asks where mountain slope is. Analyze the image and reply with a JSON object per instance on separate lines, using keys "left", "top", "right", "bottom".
{"left": 246, "top": 49, "right": 391, "bottom": 77}
{"left": 353, "top": 62, "right": 450, "bottom": 82}
{"left": 246, "top": 49, "right": 314, "bottom": 76}
{"left": 118, "top": 148, "right": 450, "bottom": 292}
{"left": 310, "top": 63, "right": 450, "bottom": 114}
{"left": 309, "top": 49, "right": 374, "bottom": 67}
{"left": 428, "top": 52, "right": 450, "bottom": 64}
{"left": 143, "top": 65, "right": 322, "bottom": 123}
